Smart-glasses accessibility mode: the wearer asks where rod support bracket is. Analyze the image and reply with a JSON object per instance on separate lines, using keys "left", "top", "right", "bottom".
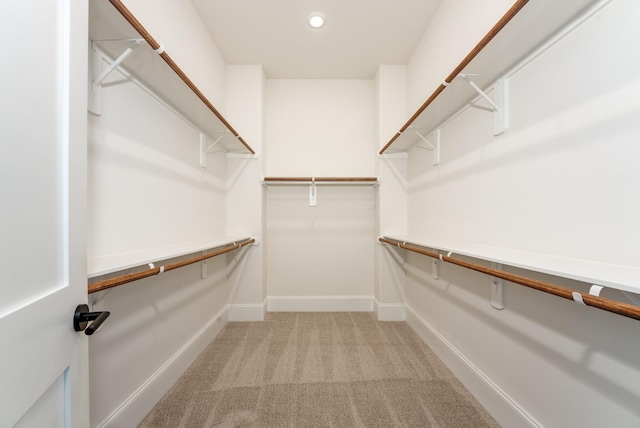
{"left": 490, "top": 262, "right": 505, "bottom": 310}
{"left": 459, "top": 75, "right": 509, "bottom": 135}
{"left": 200, "top": 133, "right": 226, "bottom": 168}
{"left": 415, "top": 128, "right": 441, "bottom": 165}
{"left": 309, "top": 177, "right": 317, "bottom": 207}
{"left": 89, "top": 40, "right": 145, "bottom": 115}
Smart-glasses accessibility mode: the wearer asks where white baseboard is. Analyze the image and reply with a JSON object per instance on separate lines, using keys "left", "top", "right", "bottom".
{"left": 405, "top": 305, "right": 541, "bottom": 428}
{"left": 97, "top": 306, "right": 229, "bottom": 428}
{"left": 267, "top": 296, "right": 374, "bottom": 312}
{"left": 374, "top": 300, "right": 406, "bottom": 321}
{"left": 228, "top": 302, "right": 266, "bottom": 321}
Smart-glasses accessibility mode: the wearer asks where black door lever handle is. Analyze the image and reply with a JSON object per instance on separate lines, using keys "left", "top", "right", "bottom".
{"left": 74, "top": 304, "right": 110, "bottom": 335}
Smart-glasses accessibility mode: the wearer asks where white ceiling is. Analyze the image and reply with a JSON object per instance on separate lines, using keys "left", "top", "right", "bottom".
{"left": 190, "top": 0, "right": 443, "bottom": 79}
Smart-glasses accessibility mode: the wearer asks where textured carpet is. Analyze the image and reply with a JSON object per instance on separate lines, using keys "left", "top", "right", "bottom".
{"left": 139, "top": 312, "right": 499, "bottom": 427}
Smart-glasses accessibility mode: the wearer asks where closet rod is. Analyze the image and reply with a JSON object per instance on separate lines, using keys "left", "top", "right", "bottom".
{"left": 106, "top": 0, "right": 255, "bottom": 154}
{"left": 264, "top": 177, "right": 378, "bottom": 182}
{"left": 88, "top": 238, "right": 255, "bottom": 294}
{"left": 379, "top": 237, "right": 640, "bottom": 321}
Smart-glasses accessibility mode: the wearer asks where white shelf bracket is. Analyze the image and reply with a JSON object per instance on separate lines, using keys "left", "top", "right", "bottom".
{"left": 89, "top": 39, "right": 145, "bottom": 115}
{"left": 200, "top": 133, "right": 225, "bottom": 168}
{"left": 432, "top": 258, "right": 439, "bottom": 280}
{"left": 490, "top": 262, "right": 505, "bottom": 310}
{"left": 309, "top": 177, "right": 317, "bottom": 207}
{"left": 415, "top": 129, "right": 441, "bottom": 165}
{"left": 201, "top": 251, "right": 208, "bottom": 279}
{"left": 460, "top": 75, "right": 509, "bottom": 135}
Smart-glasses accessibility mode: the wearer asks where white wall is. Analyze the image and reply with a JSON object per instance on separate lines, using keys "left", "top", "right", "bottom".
{"left": 226, "top": 65, "right": 266, "bottom": 320}
{"left": 87, "top": 65, "right": 227, "bottom": 266}
{"left": 265, "top": 185, "right": 376, "bottom": 305}
{"left": 407, "top": 0, "right": 640, "bottom": 273}
{"left": 404, "top": 0, "right": 640, "bottom": 426}
{"left": 264, "top": 79, "right": 377, "bottom": 310}
{"left": 87, "top": 66, "right": 233, "bottom": 426}
{"left": 265, "top": 79, "right": 376, "bottom": 177}
{"left": 375, "top": 66, "right": 409, "bottom": 319}
{"left": 87, "top": 2, "right": 240, "bottom": 426}
{"left": 89, "top": 259, "right": 229, "bottom": 427}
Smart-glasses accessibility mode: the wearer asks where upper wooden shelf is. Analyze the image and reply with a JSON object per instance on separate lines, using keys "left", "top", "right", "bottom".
{"left": 380, "top": 0, "right": 602, "bottom": 154}
{"left": 89, "top": 0, "right": 255, "bottom": 154}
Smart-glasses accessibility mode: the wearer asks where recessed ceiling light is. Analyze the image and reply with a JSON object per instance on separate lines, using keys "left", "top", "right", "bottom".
{"left": 308, "top": 12, "right": 326, "bottom": 29}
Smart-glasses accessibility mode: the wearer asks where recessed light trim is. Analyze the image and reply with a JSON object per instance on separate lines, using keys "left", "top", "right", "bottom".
{"left": 308, "top": 12, "right": 326, "bottom": 29}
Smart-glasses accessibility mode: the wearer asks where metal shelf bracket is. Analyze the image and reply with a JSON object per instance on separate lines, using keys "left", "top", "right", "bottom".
{"left": 460, "top": 75, "right": 509, "bottom": 135}
{"left": 89, "top": 40, "right": 145, "bottom": 115}
{"left": 309, "top": 177, "right": 317, "bottom": 207}
{"left": 490, "top": 262, "right": 505, "bottom": 310}
{"left": 415, "top": 129, "right": 441, "bottom": 165}
{"left": 200, "top": 133, "right": 227, "bottom": 168}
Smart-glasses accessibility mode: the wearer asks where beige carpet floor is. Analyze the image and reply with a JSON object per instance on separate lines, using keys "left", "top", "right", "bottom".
{"left": 139, "top": 312, "right": 499, "bottom": 427}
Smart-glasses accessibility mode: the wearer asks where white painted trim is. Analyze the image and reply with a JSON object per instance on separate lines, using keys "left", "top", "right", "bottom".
{"left": 267, "top": 296, "right": 374, "bottom": 312}
{"left": 374, "top": 300, "right": 406, "bottom": 321}
{"left": 405, "top": 305, "right": 541, "bottom": 428}
{"left": 228, "top": 302, "right": 266, "bottom": 321}
{"left": 96, "top": 306, "right": 229, "bottom": 428}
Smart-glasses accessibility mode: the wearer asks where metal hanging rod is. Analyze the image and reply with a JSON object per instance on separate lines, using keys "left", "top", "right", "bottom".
{"left": 379, "top": 237, "right": 640, "bottom": 321}
{"left": 88, "top": 238, "right": 255, "bottom": 294}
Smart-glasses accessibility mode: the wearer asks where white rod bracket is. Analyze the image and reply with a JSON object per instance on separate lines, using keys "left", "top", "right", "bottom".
{"left": 309, "top": 177, "right": 317, "bottom": 207}
{"left": 93, "top": 39, "right": 145, "bottom": 87}
{"left": 490, "top": 262, "right": 505, "bottom": 310}
{"left": 432, "top": 259, "right": 439, "bottom": 280}
{"left": 89, "top": 40, "right": 145, "bottom": 115}
{"left": 460, "top": 75, "right": 509, "bottom": 136}
{"left": 200, "top": 134, "right": 225, "bottom": 168}
{"left": 201, "top": 250, "right": 208, "bottom": 279}
{"left": 415, "top": 129, "right": 441, "bottom": 165}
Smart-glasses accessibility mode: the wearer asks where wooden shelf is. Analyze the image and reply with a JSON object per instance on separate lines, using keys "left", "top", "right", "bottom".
{"left": 89, "top": 0, "right": 255, "bottom": 154}
{"left": 380, "top": 0, "right": 603, "bottom": 154}
{"left": 382, "top": 235, "right": 640, "bottom": 295}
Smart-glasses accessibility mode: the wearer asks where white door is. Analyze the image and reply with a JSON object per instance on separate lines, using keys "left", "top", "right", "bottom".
{"left": 0, "top": 1, "right": 89, "bottom": 427}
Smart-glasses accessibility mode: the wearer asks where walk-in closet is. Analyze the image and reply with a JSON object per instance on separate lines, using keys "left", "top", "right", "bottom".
{"left": 2, "top": 0, "right": 639, "bottom": 426}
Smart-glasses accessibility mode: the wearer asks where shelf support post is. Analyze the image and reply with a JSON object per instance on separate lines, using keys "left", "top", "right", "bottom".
{"left": 309, "top": 177, "right": 317, "bottom": 207}
{"left": 460, "top": 75, "right": 509, "bottom": 135}
{"left": 490, "top": 262, "right": 505, "bottom": 310}
{"left": 415, "top": 129, "right": 441, "bottom": 165}
{"left": 432, "top": 258, "right": 439, "bottom": 280}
